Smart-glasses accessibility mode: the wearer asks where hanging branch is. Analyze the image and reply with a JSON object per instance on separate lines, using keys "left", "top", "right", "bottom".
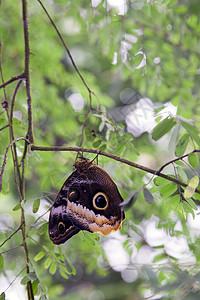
{"left": 36, "top": 0, "right": 95, "bottom": 97}
{"left": 31, "top": 145, "right": 200, "bottom": 195}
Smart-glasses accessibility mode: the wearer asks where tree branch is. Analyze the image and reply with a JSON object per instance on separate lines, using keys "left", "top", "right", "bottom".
{"left": 31, "top": 145, "right": 200, "bottom": 195}
{"left": 0, "top": 73, "right": 25, "bottom": 89}
{"left": 157, "top": 149, "right": 200, "bottom": 173}
{"left": 22, "top": 0, "right": 34, "bottom": 144}
{"left": 0, "top": 124, "right": 9, "bottom": 131}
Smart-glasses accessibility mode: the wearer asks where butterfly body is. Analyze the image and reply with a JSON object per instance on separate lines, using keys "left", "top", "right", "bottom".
{"left": 49, "top": 160, "right": 125, "bottom": 244}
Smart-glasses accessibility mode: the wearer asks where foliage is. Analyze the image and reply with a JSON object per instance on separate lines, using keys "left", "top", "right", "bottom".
{"left": 1, "top": 0, "right": 200, "bottom": 299}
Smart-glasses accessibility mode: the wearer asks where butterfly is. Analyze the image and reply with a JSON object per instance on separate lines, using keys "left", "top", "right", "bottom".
{"left": 49, "top": 159, "right": 125, "bottom": 244}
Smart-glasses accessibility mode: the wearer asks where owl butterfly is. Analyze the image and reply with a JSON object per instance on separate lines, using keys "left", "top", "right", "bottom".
{"left": 48, "top": 159, "right": 125, "bottom": 244}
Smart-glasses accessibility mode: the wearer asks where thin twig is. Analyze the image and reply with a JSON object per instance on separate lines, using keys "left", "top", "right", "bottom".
{"left": 36, "top": 0, "right": 95, "bottom": 96}
{"left": 9, "top": 79, "right": 24, "bottom": 124}
{"left": 0, "top": 124, "right": 9, "bottom": 131}
{"left": 0, "top": 244, "right": 23, "bottom": 256}
{"left": 0, "top": 137, "right": 30, "bottom": 193}
{"left": 4, "top": 266, "right": 26, "bottom": 293}
{"left": 0, "top": 73, "right": 25, "bottom": 89}
{"left": 157, "top": 149, "right": 200, "bottom": 173}
{"left": 30, "top": 145, "right": 200, "bottom": 194}
{"left": 0, "top": 222, "right": 24, "bottom": 248}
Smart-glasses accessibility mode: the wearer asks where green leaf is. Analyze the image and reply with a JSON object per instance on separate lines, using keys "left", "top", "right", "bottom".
{"left": 0, "top": 254, "right": 4, "bottom": 269}
{"left": 36, "top": 222, "right": 48, "bottom": 235}
{"left": 27, "top": 272, "right": 37, "bottom": 281}
{"left": 177, "top": 167, "right": 188, "bottom": 182}
{"left": 188, "top": 152, "right": 198, "bottom": 168}
{"left": 180, "top": 120, "right": 200, "bottom": 147}
{"left": 99, "top": 144, "right": 107, "bottom": 151}
{"left": 186, "top": 198, "right": 197, "bottom": 210}
{"left": 152, "top": 117, "right": 177, "bottom": 141}
{"left": 153, "top": 253, "right": 167, "bottom": 263}
{"left": 173, "top": 5, "right": 187, "bottom": 14}
{"left": 182, "top": 201, "right": 195, "bottom": 219}
{"left": 44, "top": 257, "right": 53, "bottom": 269}
{"left": 194, "top": 192, "right": 200, "bottom": 201}
{"left": 143, "top": 188, "right": 154, "bottom": 203}
{"left": 0, "top": 293, "right": 5, "bottom": 300}
{"left": 160, "top": 184, "right": 177, "bottom": 197}
{"left": 34, "top": 251, "right": 46, "bottom": 262}
{"left": 33, "top": 199, "right": 40, "bottom": 213}
{"left": 32, "top": 280, "right": 39, "bottom": 296}
{"left": 92, "top": 139, "right": 102, "bottom": 148}
{"left": 64, "top": 256, "right": 76, "bottom": 276}
{"left": 0, "top": 255, "right": 4, "bottom": 269}
{"left": 184, "top": 175, "right": 199, "bottom": 199}
{"left": 168, "top": 124, "right": 180, "bottom": 150}
{"left": 21, "top": 275, "right": 30, "bottom": 285}
{"left": 154, "top": 177, "right": 170, "bottom": 186}
{"left": 121, "top": 186, "right": 144, "bottom": 210}
{"left": 175, "top": 161, "right": 185, "bottom": 167}
{"left": 168, "top": 195, "right": 180, "bottom": 210}
{"left": 59, "top": 264, "right": 70, "bottom": 277}
{"left": 13, "top": 203, "right": 22, "bottom": 211}
{"left": 175, "top": 133, "right": 189, "bottom": 157}
{"left": 49, "top": 262, "right": 57, "bottom": 275}
{"left": 59, "top": 269, "right": 69, "bottom": 279}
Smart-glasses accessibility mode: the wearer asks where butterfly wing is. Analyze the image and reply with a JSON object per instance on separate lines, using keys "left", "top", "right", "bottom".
{"left": 67, "top": 162, "right": 125, "bottom": 235}
{"left": 49, "top": 160, "right": 125, "bottom": 244}
{"left": 48, "top": 174, "right": 80, "bottom": 245}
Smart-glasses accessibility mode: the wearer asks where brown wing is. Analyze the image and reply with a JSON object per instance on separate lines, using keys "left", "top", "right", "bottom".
{"left": 67, "top": 162, "right": 125, "bottom": 235}
{"left": 48, "top": 174, "right": 80, "bottom": 244}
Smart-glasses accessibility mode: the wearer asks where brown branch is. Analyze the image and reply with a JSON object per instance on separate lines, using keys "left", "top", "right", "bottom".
{"left": 0, "top": 74, "right": 25, "bottom": 89}
{"left": 0, "top": 124, "right": 9, "bottom": 131}
{"left": 22, "top": 0, "right": 34, "bottom": 144}
{"left": 157, "top": 149, "right": 200, "bottom": 173}
{"left": 21, "top": 3, "right": 35, "bottom": 295}
{"left": 30, "top": 145, "right": 200, "bottom": 194}
{"left": 0, "top": 137, "right": 30, "bottom": 193}
{"left": 36, "top": 0, "right": 95, "bottom": 96}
